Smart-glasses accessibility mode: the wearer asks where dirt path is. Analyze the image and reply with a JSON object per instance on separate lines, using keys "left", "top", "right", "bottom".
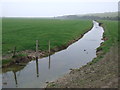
{"left": 47, "top": 46, "right": 118, "bottom": 88}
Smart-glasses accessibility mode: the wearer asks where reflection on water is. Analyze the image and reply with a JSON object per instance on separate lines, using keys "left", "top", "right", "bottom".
{"left": 48, "top": 55, "right": 51, "bottom": 70}
{"left": 2, "top": 21, "right": 104, "bottom": 88}
{"left": 2, "top": 56, "right": 51, "bottom": 88}
{"left": 13, "top": 71, "right": 18, "bottom": 87}
{"left": 36, "top": 59, "right": 39, "bottom": 77}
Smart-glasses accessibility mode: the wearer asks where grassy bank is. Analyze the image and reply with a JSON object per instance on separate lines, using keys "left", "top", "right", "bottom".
{"left": 89, "top": 20, "right": 118, "bottom": 64}
{"left": 2, "top": 18, "right": 92, "bottom": 65}
{"left": 99, "top": 20, "right": 118, "bottom": 52}
{"left": 47, "top": 20, "right": 119, "bottom": 88}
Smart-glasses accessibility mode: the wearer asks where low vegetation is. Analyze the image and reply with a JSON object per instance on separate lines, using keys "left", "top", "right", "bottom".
{"left": 2, "top": 18, "right": 92, "bottom": 54}
{"left": 2, "top": 18, "right": 92, "bottom": 65}
{"left": 100, "top": 20, "right": 118, "bottom": 51}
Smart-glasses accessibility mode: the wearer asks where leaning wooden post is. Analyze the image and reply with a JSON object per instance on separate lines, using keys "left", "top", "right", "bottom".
{"left": 36, "top": 40, "right": 39, "bottom": 60}
{"left": 48, "top": 40, "right": 51, "bottom": 55}
{"left": 13, "top": 46, "right": 16, "bottom": 57}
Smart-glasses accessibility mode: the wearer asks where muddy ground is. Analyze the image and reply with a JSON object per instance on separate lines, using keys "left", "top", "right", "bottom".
{"left": 47, "top": 46, "right": 118, "bottom": 88}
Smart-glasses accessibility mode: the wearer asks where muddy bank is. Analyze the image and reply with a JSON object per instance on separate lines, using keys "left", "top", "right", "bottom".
{"left": 47, "top": 46, "right": 118, "bottom": 88}
{"left": 2, "top": 26, "right": 93, "bottom": 68}
{"left": 2, "top": 55, "right": 33, "bottom": 68}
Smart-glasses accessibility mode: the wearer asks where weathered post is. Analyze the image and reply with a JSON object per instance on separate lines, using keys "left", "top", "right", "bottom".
{"left": 36, "top": 40, "right": 39, "bottom": 60}
{"left": 48, "top": 40, "right": 51, "bottom": 55}
{"left": 12, "top": 46, "right": 16, "bottom": 57}
{"left": 48, "top": 40, "right": 51, "bottom": 69}
{"left": 35, "top": 40, "right": 39, "bottom": 77}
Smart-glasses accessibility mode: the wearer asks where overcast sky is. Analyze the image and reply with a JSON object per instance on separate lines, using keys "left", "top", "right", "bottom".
{"left": 1, "top": 0, "right": 119, "bottom": 17}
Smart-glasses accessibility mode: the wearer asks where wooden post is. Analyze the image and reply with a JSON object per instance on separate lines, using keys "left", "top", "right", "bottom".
{"left": 48, "top": 40, "right": 51, "bottom": 55}
{"left": 48, "top": 40, "right": 51, "bottom": 69}
{"left": 36, "top": 40, "right": 39, "bottom": 60}
{"left": 13, "top": 46, "right": 16, "bottom": 57}
{"left": 35, "top": 40, "right": 39, "bottom": 77}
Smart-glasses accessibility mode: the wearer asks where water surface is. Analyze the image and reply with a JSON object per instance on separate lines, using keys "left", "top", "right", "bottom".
{"left": 2, "top": 21, "right": 104, "bottom": 88}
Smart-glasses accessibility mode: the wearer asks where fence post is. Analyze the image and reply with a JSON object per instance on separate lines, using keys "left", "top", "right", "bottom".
{"left": 12, "top": 46, "right": 16, "bottom": 57}
{"left": 48, "top": 40, "right": 51, "bottom": 55}
{"left": 36, "top": 40, "right": 39, "bottom": 60}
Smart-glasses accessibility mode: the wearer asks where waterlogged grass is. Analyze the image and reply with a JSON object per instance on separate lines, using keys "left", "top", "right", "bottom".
{"left": 3, "top": 18, "right": 92, "bottom": 55}
{"left": 90, "top": 20, "right": 118, "bottom": 65}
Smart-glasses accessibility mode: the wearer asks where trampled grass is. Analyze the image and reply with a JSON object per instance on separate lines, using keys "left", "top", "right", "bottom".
{"left": 2, "top": 18, "right": 92, "bottom": 55}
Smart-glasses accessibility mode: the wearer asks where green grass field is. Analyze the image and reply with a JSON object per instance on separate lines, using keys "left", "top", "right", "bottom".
{"left": 2, "top": 18, "right": 92, "bottom": 55}
{"left": 99, "top": 20, "right": 118, "bottom": 53}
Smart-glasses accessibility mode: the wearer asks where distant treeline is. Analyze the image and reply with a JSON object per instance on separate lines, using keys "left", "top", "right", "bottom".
{"left": 80, "top": 16, "right": 119, "bottom": 20}
{"left": 56, "top": 15, "right": 119, "bottom": 21}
